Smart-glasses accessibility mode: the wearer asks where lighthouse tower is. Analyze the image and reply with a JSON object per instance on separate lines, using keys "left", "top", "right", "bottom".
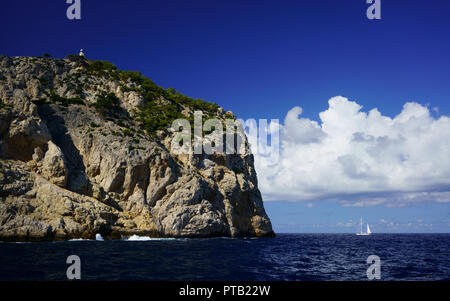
{"left": 79, "top": 49, "right": 85, "bottom": 57}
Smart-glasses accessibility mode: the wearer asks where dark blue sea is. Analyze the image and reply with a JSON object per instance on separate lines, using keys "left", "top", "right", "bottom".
{"left": 0, "top": 234, "right": 449, "bottom": 281}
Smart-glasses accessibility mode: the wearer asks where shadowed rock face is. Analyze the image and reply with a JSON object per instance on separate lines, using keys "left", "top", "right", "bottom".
{"left": 0, "top": 55, "right": 274, "bottom": 241}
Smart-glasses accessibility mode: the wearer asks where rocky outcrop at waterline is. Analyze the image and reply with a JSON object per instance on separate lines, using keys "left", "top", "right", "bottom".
{"left": 0, "top": 55, "right": 274, "bottom": 241}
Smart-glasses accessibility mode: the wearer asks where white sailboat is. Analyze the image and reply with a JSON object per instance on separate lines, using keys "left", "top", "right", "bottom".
{"left": 356, "top": 217, "right": 372, "bottom": 236}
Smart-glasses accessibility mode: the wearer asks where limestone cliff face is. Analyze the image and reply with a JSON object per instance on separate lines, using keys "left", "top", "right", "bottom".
{"left": 0, "top": 55, "right": 274, "bottom": 240}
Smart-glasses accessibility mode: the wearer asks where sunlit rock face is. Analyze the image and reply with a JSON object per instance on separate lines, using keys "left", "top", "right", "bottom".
{"left": 0, "top": 55, "right": 273, "bottom": 240}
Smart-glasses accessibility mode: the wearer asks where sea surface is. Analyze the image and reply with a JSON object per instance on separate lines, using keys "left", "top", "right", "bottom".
{"left": 0, "top": 234, "right": 449, "bottom": 281}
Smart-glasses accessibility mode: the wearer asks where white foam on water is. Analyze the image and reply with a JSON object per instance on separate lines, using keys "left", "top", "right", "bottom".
{"left": 124, "top": 235, "right": 181, "bottom": 241}
{"left": 95, "top": 234, "right": 104, "bottom": 241}
{"left": 125, "top": 235, "right": 153, "bottom": 241}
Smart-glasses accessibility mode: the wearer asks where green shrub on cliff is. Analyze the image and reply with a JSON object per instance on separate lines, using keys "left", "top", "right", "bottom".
{"left": 93, "top": 92, "right": 121, "bottom": 115}
{"left": 49, "top": 90, "right": 84, "bottom": 107}
{"left": 87, "top": 60, "right": 117, "bottom": 75}
{"left": 65, "top": 55, "right": 86, "bottom": 66}
{"left": 38, "top": 77, "right": 49, "bottom": 86}
{"left": 135, "top": 100, "right": 185, "bottom": 134}
{"left": 74, "top": 58, "right": 223, "bottom": 135}
{"left": 0, "top": 99, "right": 12, "bottom": 110}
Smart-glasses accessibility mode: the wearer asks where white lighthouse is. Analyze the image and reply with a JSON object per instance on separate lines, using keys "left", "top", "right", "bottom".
{"left": 79, "top": 49, "right": 85, "bottom": 57}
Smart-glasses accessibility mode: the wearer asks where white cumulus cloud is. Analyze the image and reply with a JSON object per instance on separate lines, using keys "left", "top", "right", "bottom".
{"left": 252, "top": 96, "right": 450, "bottom": 206}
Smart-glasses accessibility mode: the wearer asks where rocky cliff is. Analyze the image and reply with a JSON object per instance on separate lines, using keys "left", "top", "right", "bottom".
{"left": 0, "top": 55, "right": 274, "bottom": 241}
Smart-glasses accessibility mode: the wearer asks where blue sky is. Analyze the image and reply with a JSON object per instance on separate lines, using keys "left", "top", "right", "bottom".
{"left": 1, "top": 0, "right": 449, "bottom": 232}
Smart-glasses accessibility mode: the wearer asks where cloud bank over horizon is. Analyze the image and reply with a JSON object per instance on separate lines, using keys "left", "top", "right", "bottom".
{"left": 251, "top": 96, "right": 450, "bottom": 207}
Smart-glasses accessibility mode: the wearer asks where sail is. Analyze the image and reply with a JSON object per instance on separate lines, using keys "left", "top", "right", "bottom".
{"left": 367, "top": 224, "right": 371, "bottom": 234}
